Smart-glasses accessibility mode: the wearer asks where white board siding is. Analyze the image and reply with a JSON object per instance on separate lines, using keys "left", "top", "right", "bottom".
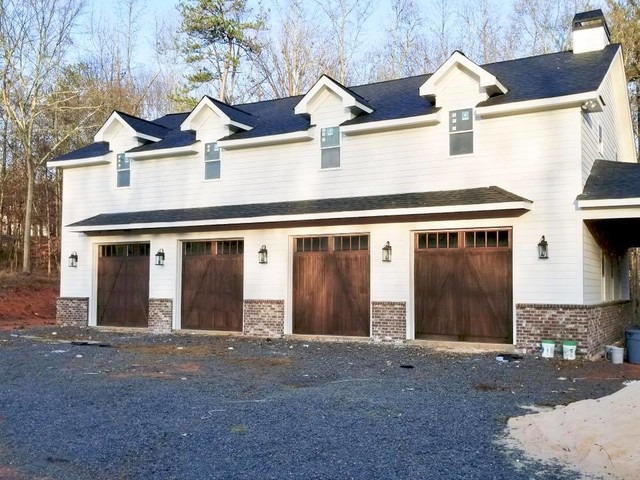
{"left": 583, "top": 223, "right": 602, "bottom": 303}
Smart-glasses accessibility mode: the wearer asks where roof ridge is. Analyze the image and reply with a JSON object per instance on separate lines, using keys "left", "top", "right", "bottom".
{"left": 205, "top": 96, "right": 255, "bottom": 116}
{"left": 114, "top": 110, "right": 169, "bottom": 130}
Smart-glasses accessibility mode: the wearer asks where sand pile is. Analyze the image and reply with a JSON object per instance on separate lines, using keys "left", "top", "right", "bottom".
{"left": 506, "top": 382, "right": 640, "bottom": 479}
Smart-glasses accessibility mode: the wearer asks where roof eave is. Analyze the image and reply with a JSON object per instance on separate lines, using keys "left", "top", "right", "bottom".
{"left": 476, "top": 91, "right": 602, "bottom": 118}
{"left": 67, "top": 200, "right": 531, "bottom": 233}
{"left": 341, "top": 112, "right": 441, "bottom": 136}
{"left": 47, "top": 154, "right": 111, "bottom": 169}
{"left": 218, "top": 128, "right": 315, "bottom": 150}
{"left": 126, "top": 144, "right": 199, "bottom": 160}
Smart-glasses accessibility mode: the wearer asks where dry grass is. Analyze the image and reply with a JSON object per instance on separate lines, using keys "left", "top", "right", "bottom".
{"left": 223, "top": 356, "right": 294, "bottom": 367}
{"left": 114, "top": 344, "right": 225, "bottom": 356}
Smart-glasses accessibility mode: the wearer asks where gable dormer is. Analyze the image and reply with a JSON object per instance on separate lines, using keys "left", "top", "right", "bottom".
{"left": 419, "top": 51, "right": 507, "bottom": 107}
{"left": 180, "top": 96, "right": 255, "bottom": 142}
{"left": 94, "top": 111, "right": 167, "bottom": 144}
{"left": 294, "top": 75, "right": 374, "bottom": 126}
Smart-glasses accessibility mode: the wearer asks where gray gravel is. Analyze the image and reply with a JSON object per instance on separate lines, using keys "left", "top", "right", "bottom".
{"left": 0, "top": 327, "right": 632, "bottom": 479}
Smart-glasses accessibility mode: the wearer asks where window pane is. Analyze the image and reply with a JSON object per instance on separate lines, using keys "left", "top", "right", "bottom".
{"left": 320, "top": 237, "right": 328, "bottom": 251}
{"left": 449, "top": 232, "right": 458, "bottom": 248}
{"left": 360, "top": 236, "right": 368, "bottom": 250}
{"left": 438, "top": 233, "right": 447, "bottom": 248}
{"left": 449, "top": 109, "right": 473, "bottom": 132}
{"left": 466, "top": 232, "right": 475, "bottom": 247}
{"left": 487, "top": 231, "right": 497, "bottom": 247}
{"left": 205, "top": 142, "right": 220, "bottom": 161}
{"left": 117, "top": 154, "right": 129, "bottom": 170}
{"left": 352, "top": 236, "right": 360, "bottom": 250}
{"left": 117, "top": 170, "right": 130, "bottom": 187}
{"left": 304, "top": 238, "right": 311, "bottom": 251}
{"left": 321, "top": 127, "right": 340, "bottom": 148}
{"left": 498, "top": 230, "right": 509, "bottom": 247}
{"left": 205, "top": 160, "right": 221, "bottom": 180}
{"left": 427, "top": 233, "right": 437, "bottom": 248}
{"left": 296, "top": 238, "right": 303, "bottom": 252}
{"left": 450, "top": 131, "right": 473, "bottom": 155}
{"left": 418, "top": 234, "right": 426, "bottom": 249}
{"left": 476, "top": 232, "right": 486, "bottom": 247}
{"left": 321, "top": 147, "right": 340, "bottom": 169}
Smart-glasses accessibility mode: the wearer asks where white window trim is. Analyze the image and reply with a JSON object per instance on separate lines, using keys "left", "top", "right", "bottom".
{"left": 116, "top": 153, "right": 130, "bottom": 188}
{"left": 320, "top": 127, "right": 341, "bottom": 169}
{"left": 449, "top": 108, "right": 474, "bottom": 156}
{"left": 204, "top": 142, "right": 221, "bottom": 180}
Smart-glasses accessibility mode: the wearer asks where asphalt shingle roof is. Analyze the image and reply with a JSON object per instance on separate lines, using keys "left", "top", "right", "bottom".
{"left": 127, "top": 130, "right": 197, "bottom": 153}
{"left": 69, "top": 186, "right": 530, "bottom": 229}
{"left": 54, "top": 44, "right": 620, "bottom": 161}
{"left": 53, "top": 142, "right": 111, "bottom": 161}
{"left": 578, "top": 160, "right": 640, "bottom": 200}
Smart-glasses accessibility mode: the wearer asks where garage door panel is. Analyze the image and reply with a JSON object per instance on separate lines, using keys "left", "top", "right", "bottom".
{"left": 97, "top": 244, "right": 149, "bottom": 328}
{"left": 293, "top": 235, "right": 370, "bottom": 337}
{"left": 181, "top": 242, "right": 243, "bottom": 331}
{"left": 415, "top": 230, "right": 512, "bottom": 343}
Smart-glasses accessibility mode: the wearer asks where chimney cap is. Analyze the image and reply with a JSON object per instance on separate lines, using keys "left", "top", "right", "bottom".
{"left": 572, "top": 9, "right": 610, "bottom": 39}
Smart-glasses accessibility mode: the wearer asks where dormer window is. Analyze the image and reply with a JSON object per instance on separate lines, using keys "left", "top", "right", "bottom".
{"left": 449, "top": 109, "right": 473, "bottom": 156}
{"left": 204, "top": 142, "right": 221, "bottom": 180}
{"left": 116, "top": 153, "right": 130, "bottom": 187}
{"left": 321, "top": 127, "right": 340, "bottom": 169}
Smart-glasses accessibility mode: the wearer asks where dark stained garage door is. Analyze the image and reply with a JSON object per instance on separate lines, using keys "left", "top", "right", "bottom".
{"left": 181, "top": 240, "right": 243, "bottom": 331}
{"left": 293, "top": 235, "right": 370, "bottom": 336}
{"left": 97, "top": 243, "right": 150, "bottom": 327}
{"left": 414, "top": 229, "right": 512, "bottom": 343}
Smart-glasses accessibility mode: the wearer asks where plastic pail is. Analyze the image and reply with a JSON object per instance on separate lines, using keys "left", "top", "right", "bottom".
{"left": 562, "top": 341, "right": 577, "bottom": 360}
{"left": 541, "top": 340, "right": 555, "bottom": 358}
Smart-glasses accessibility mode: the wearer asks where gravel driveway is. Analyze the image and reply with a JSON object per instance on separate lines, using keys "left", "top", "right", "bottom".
{"left": 0, "top": 328, "right": 636, "bottom": 479}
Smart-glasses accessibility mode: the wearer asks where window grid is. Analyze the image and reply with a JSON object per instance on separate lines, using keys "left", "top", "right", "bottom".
{"left": 204, "top": 142, "right": 221, "bottom": 180}
{"left": 449, "top": 109, "right": 473, "bottom": 156}
{"left": 333, "top": 235, "right": 369, "bottom": 252}
{"left": 100, "top": 244, "right": 149, "bottom": 257}
{"left": 116, "top": 153, "right": 130, "bottom": 187}
{"left": 416, "top": 229, "right": 510, "bottom": 250}
{"left": 320, "top": 127, "right": 341, "bottom": 169}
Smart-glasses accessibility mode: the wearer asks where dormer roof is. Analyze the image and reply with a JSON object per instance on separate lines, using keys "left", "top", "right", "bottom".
{"left": 294, "top": 75, "right": 374, "bottom": 116}
{"left": 419, "top": 50, "right": 508, "bottom": 99}
{"left": 180, "top": 96, "right": 255, "bottom": 132}
{"left": 94, "top": 111, "right": 169, "bottom": 143}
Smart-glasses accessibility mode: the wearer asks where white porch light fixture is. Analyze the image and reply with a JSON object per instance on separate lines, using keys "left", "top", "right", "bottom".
{"left": 538, "top": 236, "right": 548, "bottom": 259}
{"left": 382, "top": 241, "right": 392, "bottom": 262}
{"left": 68, "top": 251, "right": 78, "bottom": 267}
{"left": 258, "top": 245, "right": 268, "bottom": 264}
{"left": 155, "top": 249, "right": 165, "bottom": 266}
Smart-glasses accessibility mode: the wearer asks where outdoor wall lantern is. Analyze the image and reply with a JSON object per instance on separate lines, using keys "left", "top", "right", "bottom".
{"left": 538, "top": 236, "right": 549, "bottom": 259}
{"left": 155, "top": 249, "right": 165, "bottom": 266}
{"left": 68, "top": 251, "right": 78, "bottom": 268}
{"left": 382, "top": 241, "right": 392, "bottom": 262}
{"left": 258, "top": 245, "right": 268, "bottom": 264}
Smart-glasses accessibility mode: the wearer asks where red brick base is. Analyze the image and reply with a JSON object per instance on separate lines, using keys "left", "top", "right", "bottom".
{"left": 56, "top": 297, "right": 89, "bottom": 327}
{"left": 516, "top": 301, "right": 634, "bottom": 356}
{"left": 243, "top": 300, "right": 284, "bottom": 337}
{"left": 148, "top": 298, "right": 173, "bottom": 333}
{"left": 371, "top": 301, "right": 406, "bottom": 342}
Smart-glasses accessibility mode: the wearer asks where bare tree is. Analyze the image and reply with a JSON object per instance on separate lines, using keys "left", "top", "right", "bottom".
{"left": 0, "top": 0, "right": 88, "bottom": 274}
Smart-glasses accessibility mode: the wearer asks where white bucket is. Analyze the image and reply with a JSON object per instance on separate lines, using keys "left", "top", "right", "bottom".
{"left": 606, "top": 346, "right": 624, "bottom": 364}
{"left": 562, "top": 342, "right": 577, "bottom": 360}
{"left": 541, "top": 340, "right": 555, "bottom": 358}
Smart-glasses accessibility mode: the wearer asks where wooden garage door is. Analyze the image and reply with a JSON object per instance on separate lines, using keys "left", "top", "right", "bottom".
{"left": 181, "top": 240, "right": 243, "bottom": 331}
{"left": 414, "top": 229, "right": 512, "bottom": 343}
{"left": 293, "top": 235, "right": 370, "bottom": 336}
{"left": 97, "top": 243, "right": 150, "bottom": 327}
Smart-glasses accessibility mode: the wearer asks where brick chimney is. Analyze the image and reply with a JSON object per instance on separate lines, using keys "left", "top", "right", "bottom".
{"left": 572, "top": 10, "right": 610, "bottom": 54}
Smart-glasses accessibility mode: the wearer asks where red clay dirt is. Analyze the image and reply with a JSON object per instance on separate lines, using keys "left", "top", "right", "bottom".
{"left": 0, "top": 273, "right": 58, "bottom": 330}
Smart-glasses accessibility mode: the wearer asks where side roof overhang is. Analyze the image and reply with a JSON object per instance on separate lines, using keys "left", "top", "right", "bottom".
{"left": 67, "top": 186, "right": 531, "bottom": 234}
{"left": 181, "top": 96, "right": 255, "bottom": 132}
{"left": 94, "top": 111, "right": 167, "bottom": 142}
{"left": 578, "top": 159, "right": 640, "bottom": 253}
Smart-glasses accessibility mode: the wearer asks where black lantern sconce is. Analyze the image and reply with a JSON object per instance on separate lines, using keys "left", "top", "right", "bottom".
{"left": 68, "top": 251, "right": 78, "bottom": 268}
{"left": 258, "top": 245, "right": 268, "bottom": 264}
{"left": 382, "top": 241, "right": 392, "bottom": 262}
{"left": 155, "top": 249, "right": 165, "bottom": 266}
{"left": 538, "top": 236, "right": 548, "bottom": 259}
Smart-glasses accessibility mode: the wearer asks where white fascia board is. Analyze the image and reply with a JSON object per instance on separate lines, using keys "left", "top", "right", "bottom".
{"left": 135, "top": 132, "right": 162, "bottom": 142}
{"left": 48, "top": 154, "right": 111, "bottom": 169}
{"left": 217, "top": 128, "right": 315, "bottom": 150}
{"left": 476, "top": 92, "right": 600, "bottom": 118}
{"left": 68, "top": 200, "right": 531, "bottom": 232}
{"left": 341, "top": 113, "right": 440, "bottom": 136}
{"left": 126, "top": 145, "right": 199, "bottom": 160}
{"left": 419, "top": 52, "right": 508, "bottom": 97}
{"left": 94, "top": 112, "right": 133, "bottom": 142}
{"left": 577, "top": 198, "right": 640, "bottom": 209}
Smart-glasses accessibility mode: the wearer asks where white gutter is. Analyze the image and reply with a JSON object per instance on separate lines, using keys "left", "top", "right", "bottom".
{"left": 48, "top": 154, "right": 111, "bottom": 169}
{"left": 218, "top": 128, "right": 315, "bottom": 150}
{"left": 341, "top": 113, "right": 440, "bottom": 136}
{"left": 577, "top": 197, "right": 640, "bottom": 209}
{"left": 126, "top": 144, "right": 199, "bottom": 160}
{"left": 68, "top": 200, "right": 531, "bottom": 232}
{"left": 476, "top": 92, "right": 603, "bottom": 118}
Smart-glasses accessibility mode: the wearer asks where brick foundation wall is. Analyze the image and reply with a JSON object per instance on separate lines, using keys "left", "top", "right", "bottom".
{"left": 243, "top": 300, "right": 284, "bottom": 337}
{"left": 56, "top": 297, "right": 88, "bottom": 327}
{"left": 516, "top": 300, "right": 634, "bottom": 356}
{"left": 371, "top": 301, "right": 406, "bottom": 342}
{"left": 148, "top": 298, "right": 173, "bottom": 334}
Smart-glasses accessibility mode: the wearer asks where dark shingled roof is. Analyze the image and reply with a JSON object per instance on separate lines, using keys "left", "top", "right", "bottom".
{"left": 69, "top": 186, "right": 529, "bottom": 228}
{"left": 205, "top": 96, "right": 256, "bottom": 127}
{"left": 53, "top": 142, "right": 111, "bottom": 161}
{"left": 127, "top": 130, "right": 197, "bottom": 153}
{"left": 54, "top": 44, "right": 620, "bottom": 161}
{"left": 578, "top": 160, "right": 640, "bottom": 200}
{"left": 116, "top": 111, "right": 170, "bottom": 139}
